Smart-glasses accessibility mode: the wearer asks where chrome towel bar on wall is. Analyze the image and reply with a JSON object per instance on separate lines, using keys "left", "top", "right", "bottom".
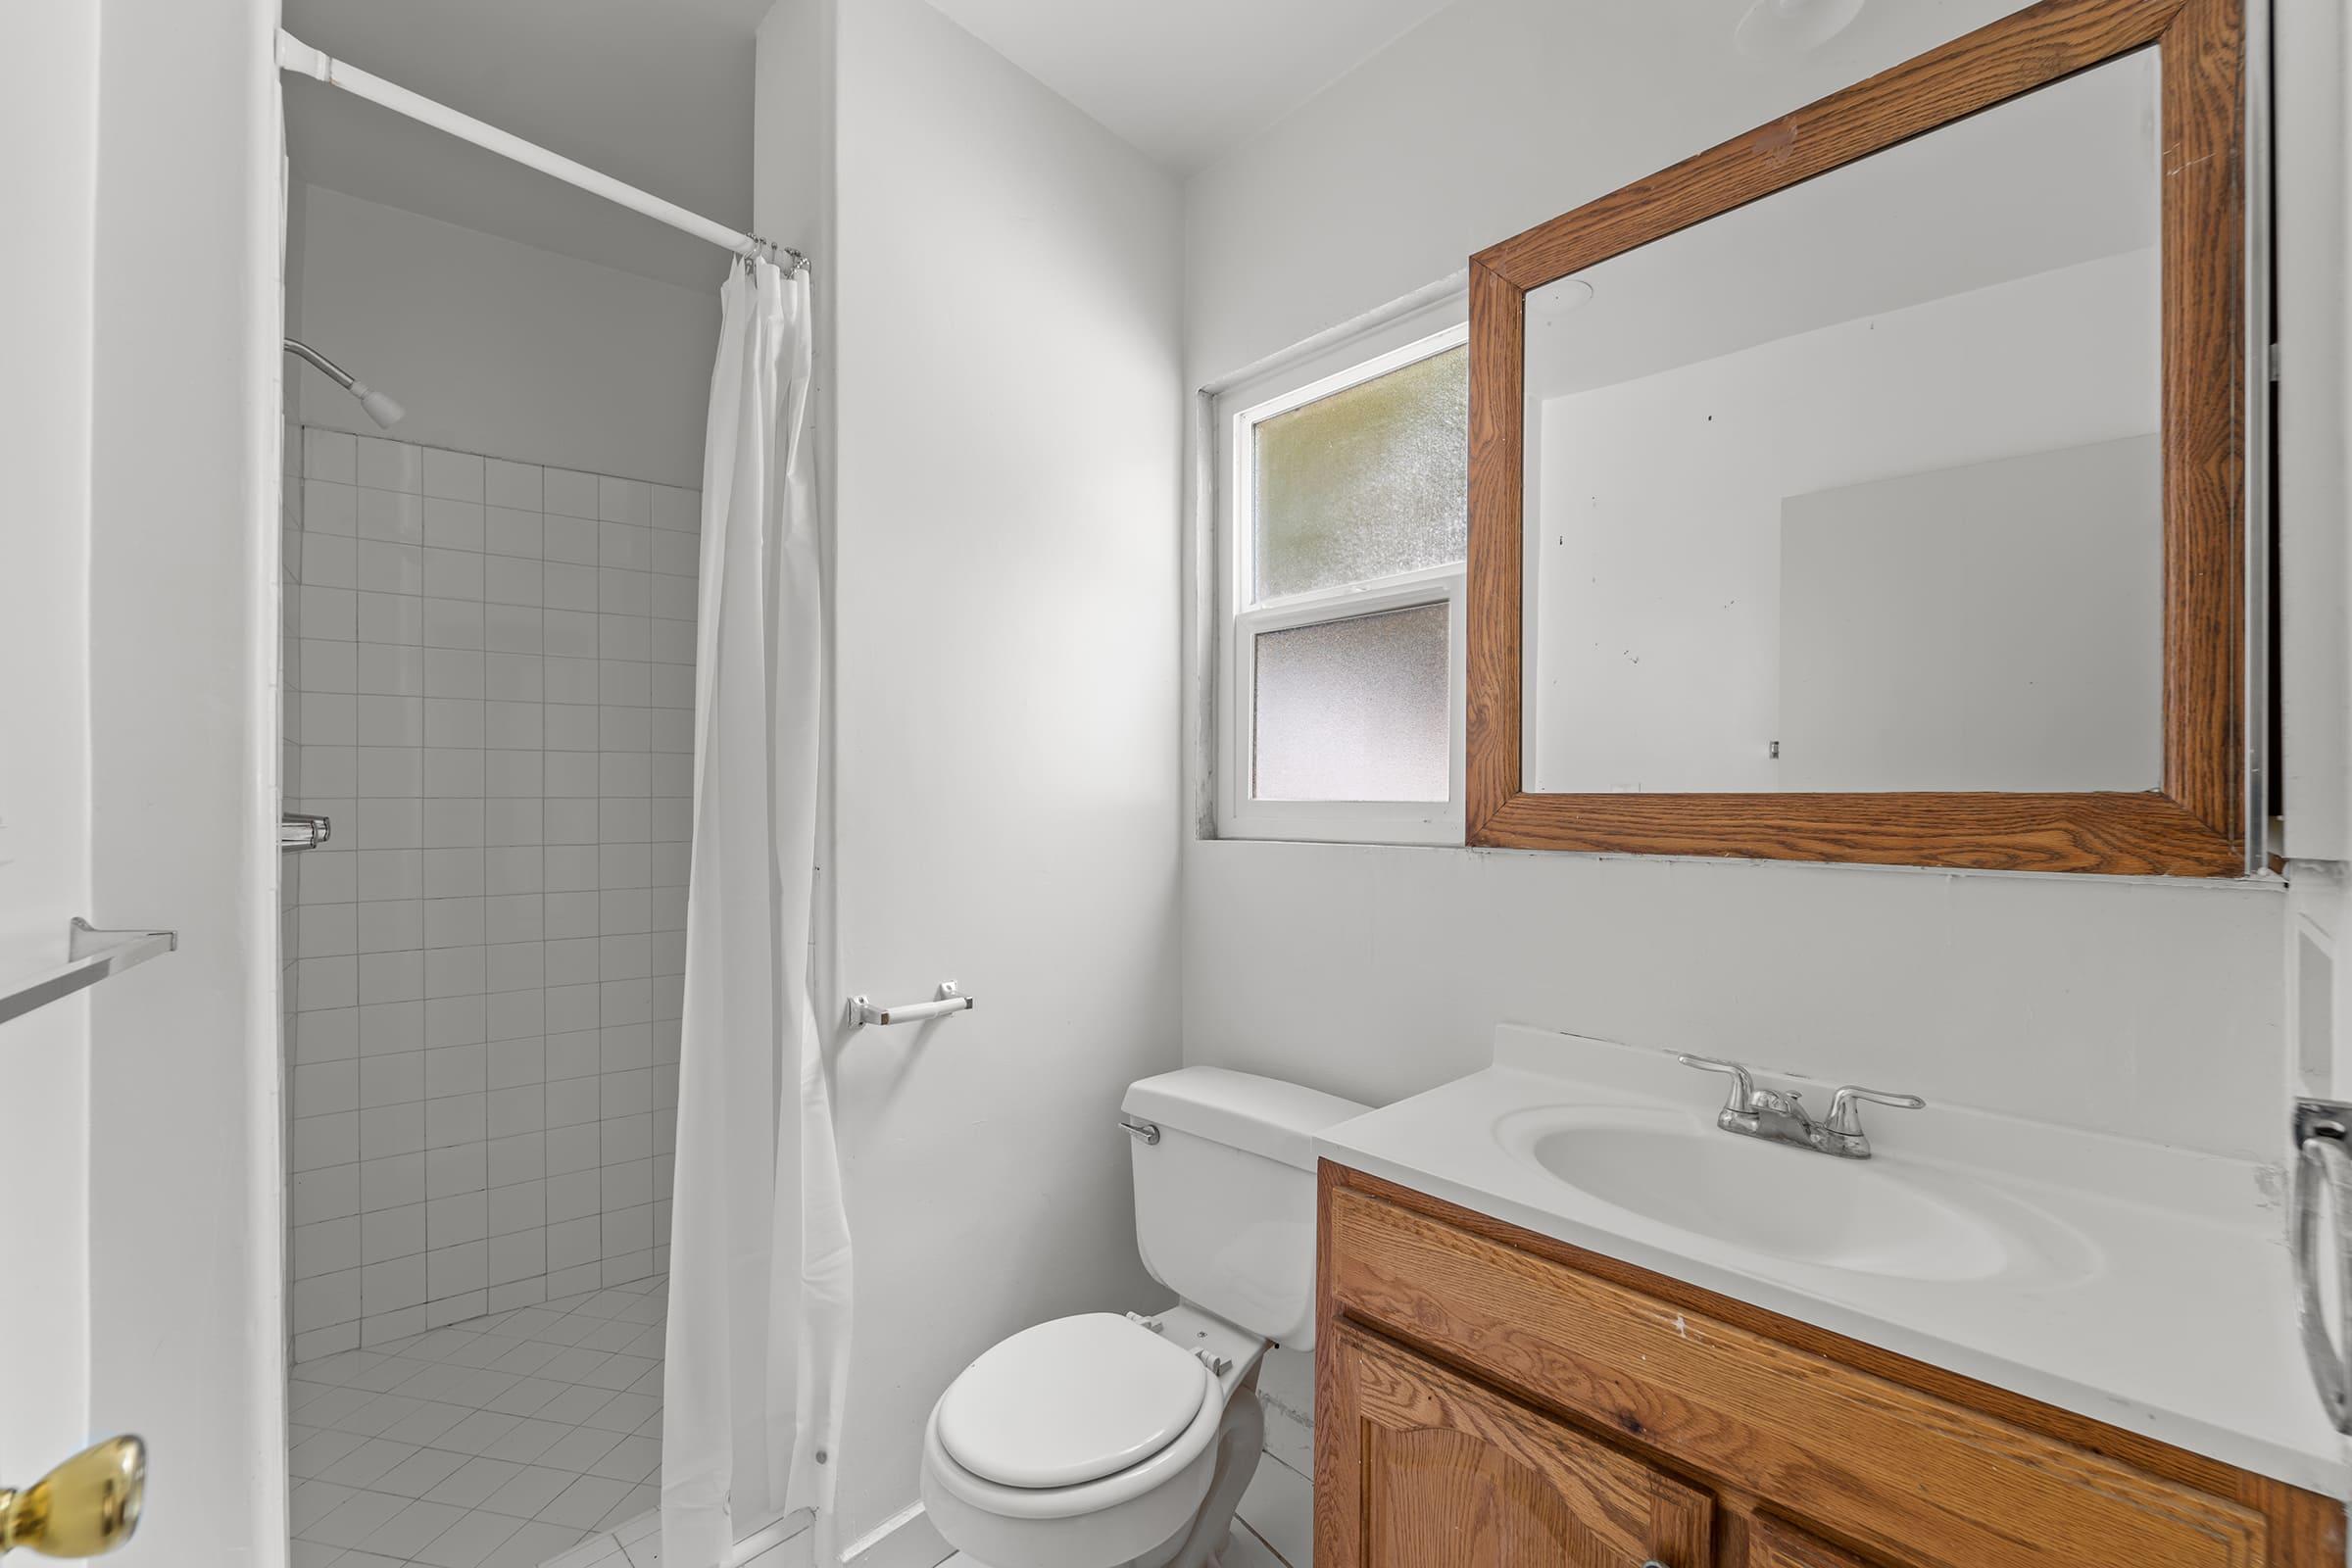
{"left": 850, "top": 982, "right": 973, "bottom": 1027}
{"left": 0, "top": 919, "right": 178, "bottom": 1029}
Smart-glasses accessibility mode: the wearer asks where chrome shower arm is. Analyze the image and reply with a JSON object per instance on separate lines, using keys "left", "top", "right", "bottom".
{"left": 283, "top": 338, "right": 405, "bottom": 427}
{"left": 283, "top": 337, "right": 357, "bottom": 392}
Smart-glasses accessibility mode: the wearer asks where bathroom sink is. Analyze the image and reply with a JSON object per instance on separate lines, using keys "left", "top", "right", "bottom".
{"left": 1495, "top": 1105, "right": 2082, "bottom": 1284}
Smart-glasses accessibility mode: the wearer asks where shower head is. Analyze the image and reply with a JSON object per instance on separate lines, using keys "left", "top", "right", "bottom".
{"left": 356, "top": 387, "right": 406, "bottom": 429}
{"left": 284, "top": 338, "right": 406, "bottom": 428}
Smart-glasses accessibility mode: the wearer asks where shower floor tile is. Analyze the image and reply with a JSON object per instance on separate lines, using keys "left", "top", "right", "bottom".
{"left": 292, "top": 1273, "right": 665, "bottom": 1568}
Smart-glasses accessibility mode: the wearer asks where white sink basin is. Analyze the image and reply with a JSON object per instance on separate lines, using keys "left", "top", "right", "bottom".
{"left": 1496, "top": 1104, "right": 2088, "bottom": 1284}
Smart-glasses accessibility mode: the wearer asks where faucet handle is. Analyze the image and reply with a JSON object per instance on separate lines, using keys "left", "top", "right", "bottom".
{"left": 1678, "top": 1054, "right": 1756, "bottom": 1111}
{"left": 1827, "top": 1085, "right": 1925, "bottom": 1137}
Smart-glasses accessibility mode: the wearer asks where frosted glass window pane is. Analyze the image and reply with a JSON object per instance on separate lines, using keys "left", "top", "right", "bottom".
{"left": 1252, "top": 346, "right": 1468, "bottom": 601}
{"left": 1253, "top": 604, "right": 1449, "bottom": 802}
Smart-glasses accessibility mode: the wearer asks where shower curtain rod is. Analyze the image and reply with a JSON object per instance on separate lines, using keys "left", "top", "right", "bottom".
{"left": 276, "top": 30, "right": 807, "bottom": 273}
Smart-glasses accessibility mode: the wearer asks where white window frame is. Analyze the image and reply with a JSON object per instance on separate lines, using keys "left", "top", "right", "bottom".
{"left": 1214, "top": 315, "right": 1470, "bottom": 845}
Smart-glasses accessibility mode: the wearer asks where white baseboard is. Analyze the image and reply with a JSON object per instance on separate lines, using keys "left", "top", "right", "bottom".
{"left": 732, "top": 1509, "right": 813, "bottom": 1568}
{"left": 842, "top": 1501, "right": 953, "bottom": 1568}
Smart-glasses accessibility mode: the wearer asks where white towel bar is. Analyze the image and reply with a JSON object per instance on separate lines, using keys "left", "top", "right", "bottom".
{"left": 850, "top": 982, "right": 972, "bottom": 1027}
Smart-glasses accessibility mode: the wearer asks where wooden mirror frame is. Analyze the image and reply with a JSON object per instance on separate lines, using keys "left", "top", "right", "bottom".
{"left": 1466, "top": 0, "right": 2252, "bottom": 877}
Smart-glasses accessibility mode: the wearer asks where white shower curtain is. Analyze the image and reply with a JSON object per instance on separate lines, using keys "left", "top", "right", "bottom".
{"left": 663, "top": 257, "right": 852, "bottom": 1568}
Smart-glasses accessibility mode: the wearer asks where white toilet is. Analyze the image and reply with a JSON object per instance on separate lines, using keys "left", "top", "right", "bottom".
{"left": 920, "top": 1067, "right": 1369, "bottom": 1568}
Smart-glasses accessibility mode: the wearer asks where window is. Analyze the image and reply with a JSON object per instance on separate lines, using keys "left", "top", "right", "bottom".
{"left": 1216, "top": 319, "right": 1469, "bottom": 843}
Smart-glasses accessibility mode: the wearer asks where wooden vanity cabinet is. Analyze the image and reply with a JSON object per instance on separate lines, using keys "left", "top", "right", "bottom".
{"left": 1315, "top": 1163, "right": 2346, "bottom": 1568}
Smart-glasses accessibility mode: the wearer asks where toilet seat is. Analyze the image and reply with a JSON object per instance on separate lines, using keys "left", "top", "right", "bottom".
{"left": 920, "top": 1303, "right": 1270, "bottom": 1568}
{"left": 937, "top": 1313, "right": 1213, "bottom": 1488}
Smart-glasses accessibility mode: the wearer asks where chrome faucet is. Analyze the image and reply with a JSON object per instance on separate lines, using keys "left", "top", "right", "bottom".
{"left": 1678, "top": 1054, "right": 1923, "bottom": 1160}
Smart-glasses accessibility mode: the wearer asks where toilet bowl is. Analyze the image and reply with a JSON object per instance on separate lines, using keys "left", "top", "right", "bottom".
{"left": 920, "top": 1306, "right": 1266, "bottom": 1568}
{"left": 918, "top": 1068, "right": 1370, "bottom": 1568}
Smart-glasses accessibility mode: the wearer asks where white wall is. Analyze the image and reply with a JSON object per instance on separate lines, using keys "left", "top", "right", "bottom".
{"left": 0, "top": 0, "right": 99, "bottom": 1487}
{"left": 1184, "top": 0, "right": 2288, "bottom": 1154}
{"left": 82, "top": 0, "right": 288, "bottom": 1564}
{"left": 292, "top": 185, "right": 719, "bottom": 489}
{"left": 1188, "top": 0, "right": 2056, "bottom": 387}
{"left": 757, "top": 0, "right": 1185, "bottom": 1547}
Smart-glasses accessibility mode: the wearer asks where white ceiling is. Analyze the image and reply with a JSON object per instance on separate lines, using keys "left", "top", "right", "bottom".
{"left": 283, "top": 0, "right": 767, "bottom": 290}
{"left": 923, "top": 0, "right": 1462, "bottom": 172}
{"left": 281, "top": 0, "right": 1461, "bottom": 289}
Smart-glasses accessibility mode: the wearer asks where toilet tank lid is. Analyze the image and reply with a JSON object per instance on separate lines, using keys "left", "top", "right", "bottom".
{"left": 1121, "top": 1068, "right": 1371, "bottom": 1171}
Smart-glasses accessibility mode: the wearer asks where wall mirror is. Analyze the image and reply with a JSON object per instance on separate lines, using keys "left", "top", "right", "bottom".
{"left": 1467, "top": 0, "right": 2257, "bottom": 876}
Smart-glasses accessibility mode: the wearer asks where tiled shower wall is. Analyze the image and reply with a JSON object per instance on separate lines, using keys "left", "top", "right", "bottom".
{"left": 284, "top": 427, "right": 698, "bottom": 1360}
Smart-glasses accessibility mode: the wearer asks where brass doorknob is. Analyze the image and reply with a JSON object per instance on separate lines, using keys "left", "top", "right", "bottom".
{"left": 0, "top": 1438, "right": 145, "bottom": 1558}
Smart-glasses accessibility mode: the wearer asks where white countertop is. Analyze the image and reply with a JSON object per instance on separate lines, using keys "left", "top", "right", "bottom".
{"left": 1315, "top": 1024, "right": 2348, "bottom": 1498}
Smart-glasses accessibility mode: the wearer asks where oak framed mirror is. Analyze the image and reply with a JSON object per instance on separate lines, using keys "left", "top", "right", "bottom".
{"left": 1466, "top": 0, "right": 2262, "bottom": 876}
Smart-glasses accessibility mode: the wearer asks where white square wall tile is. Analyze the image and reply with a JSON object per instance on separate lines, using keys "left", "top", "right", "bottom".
{"left": 649, "top": 485, "right": 698, "bottom": 532}
{"left": 601, "top": 1204, "right": 651, "bottom": 1256}
{"left": 425, "top": 548, "right": 485, "bottom": 601}
{"left": 649, "top": 532, "right": 697, "bottom": 577}
{"left": 486, "top": 556, "right": 543, "bottom": 608}
{"left": 357, "top": 487, "right": 427, "bottom": 545}
{"left": 291, "top": 1267, "right": 361, "bottom": 1332}
{"left": 489, "top": 1181, "right": 546, "bottom": 1237}
{"left": 489, "top": 1133, "right": 545, "bottom": 1189}
{"left": 362, "top": 1152, "right": 427, "bottom": 1212}
{"left": 489, "top": 1229, "right": 546, "bottom": 1287}
{"left": 425, "top": 597, "right": 487, "bottom": 650}
{"left": 545, "top": 516, "right": 601, "bottom": 566}
{"left": 304, "top": 532, "right": 359, "bottom": 588}
{"left": 428, "top": 1240, "right": 490, "bottom": 1298}
{"left": 486, "top": 459, "right": 543, "bottom": 511}
{"left": 307, "top": 428, "right": 358, "bottom": 482}
{"left": 486, "top": 607, "right": 543, "bottom": 662}
{"left": 544, "top": 469, "right": 600, "bottom": 519}
{"left": 357, "top": 437, "right": 423, "bottom": 494}
{"left": 427, "top": 1142, "right": 489, "bottom": 1200}
{"left": 363, "top": 1201, "right": 426, "bottom": 1263}
{"left": 547, "top": 1217, "right": 601, "bottom": 1270}
{"left": 598, "top": 477, "right": 650, "bottom": 525}
{"left": 293, "top": 1163, "right": 363, "bottom": 1227}
{"left": 363, "top": 1252, "right": 427, "bottom": 1313}
{"left": 547, "top": 1170, "right": 599, "bottom": 1224}
{"left": 547, "top": 1123, "right": 600, "bottom": 1177}
{"left": 426, "top": 499, "right": 487, "bottom": 553}
{"left": 487, "top": 508, "right": 543, "bottom": 560}
{"left": 422, "top": 447, "right": 485, "bottom": 502}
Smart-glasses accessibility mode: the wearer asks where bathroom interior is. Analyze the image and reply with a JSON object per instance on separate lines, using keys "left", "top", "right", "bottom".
{"left": 7, "top": 0, "right": 2352, "bottom": 1566}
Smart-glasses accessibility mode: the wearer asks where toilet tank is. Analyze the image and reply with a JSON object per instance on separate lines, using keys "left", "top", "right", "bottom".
{"left": 1121, "top": 1067, "right": 1370, "bottom": 1349}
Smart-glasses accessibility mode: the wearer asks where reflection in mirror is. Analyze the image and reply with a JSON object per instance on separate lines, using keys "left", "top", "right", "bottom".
{"left": 1523, "top": 51, "right": 2162, "bottom": 795}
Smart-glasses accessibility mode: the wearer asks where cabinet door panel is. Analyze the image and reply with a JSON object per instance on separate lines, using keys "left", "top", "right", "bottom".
{"left": 1321, "top": 1322, "right": 1712, "bottom": 1568}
